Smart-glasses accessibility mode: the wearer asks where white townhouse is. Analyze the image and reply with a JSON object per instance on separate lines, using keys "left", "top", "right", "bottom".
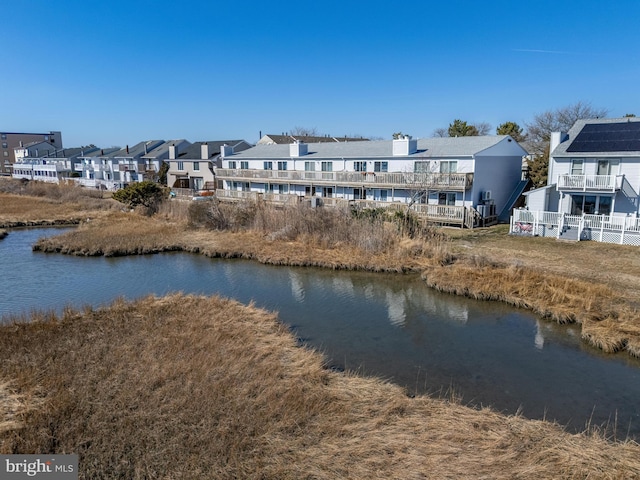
{"left": 74, "top": 140, "right": 189, "bottom": 189}
{"left": 216, "top": 135, "right": 527, "bottom": 228}
{"left": 166, "top": 140, "right": 252, "bottom": 194}
{"left": 74, "top": 147, "right": 123, "bottom": 189}
{"left": 12, "top": 146, "right": 100, "bottom": 183}
{"left": 515, "top": 117, "right": 640, "bottom": 245}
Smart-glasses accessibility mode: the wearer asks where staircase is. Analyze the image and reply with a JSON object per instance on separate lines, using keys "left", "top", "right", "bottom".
{"left": 498, "top": 179, "right": 531, "bottom": 223}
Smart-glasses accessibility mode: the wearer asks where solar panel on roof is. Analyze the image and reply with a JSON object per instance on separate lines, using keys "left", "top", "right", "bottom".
{"left": 567, "top": 121, "right": 640, "bottom": 152}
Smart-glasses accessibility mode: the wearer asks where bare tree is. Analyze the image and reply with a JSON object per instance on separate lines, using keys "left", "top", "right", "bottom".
{"left": 432, "top": 128, "right": 448, "bottom": 138}
{"left": 475, "top": 122, "right": 492, "bottom": 136}
{"left": 525, "top": 101, "right": 608, "bottom": 156}
{"left": 524, "top": 101, "right": 608, "bottom": 188}
{"left": 290, "top": 126, "right": 319, "bottom": 136}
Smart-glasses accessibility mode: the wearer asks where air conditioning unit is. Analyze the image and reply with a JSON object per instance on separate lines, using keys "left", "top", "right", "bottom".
{"left": 482, "top": 191, "right": 492, "bottom": 201}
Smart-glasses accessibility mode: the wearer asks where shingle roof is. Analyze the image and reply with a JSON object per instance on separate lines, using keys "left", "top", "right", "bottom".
{"left": 143, "top": 140, "right": 190, "bottom": 159}
{"left": 231, "top": 136, "right": 523, "bottom": 159}
{"left": 175, "top": 140, "right": 250, "bottom": 159}
{"left": 113, "top": 140, "right": 166, "bottom": 158}
{"left": 259, "top": 134, "right": 369, "bottom": 144}
{"left": 21, "top": 146, "right": 99, "bottom": 160}
{"left": 552, "top": 117, "right": 640, "bottom": 157}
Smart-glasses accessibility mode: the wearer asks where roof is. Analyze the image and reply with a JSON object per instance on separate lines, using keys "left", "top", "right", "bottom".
{"left": 79, "top": 147, "right": 120, "bottom": 158}
{"left": 20, "top": 146, "right": 99, "bottom": 160}
{"left": 174, "top": 140, "right": 251, "bottom": 159}
{"left": 522, "top": 184, "right": 556, "bottom": 196}
{"left": 113, "top": 140, "right": 166, "bottom": 158}
{"left": 552, "top": 117, "right": 640, "bottom": 157}
{"left": 142, "top": 139, "right": 190, "bottom": 159}
{"left": 258, "top": 134, "right": 369, "bottom": 145}
{"left": 16, "top": 140, "right": 55, "bottom": 150}
{"left": 230, "top": 136, "right": 524, "bottom": 160}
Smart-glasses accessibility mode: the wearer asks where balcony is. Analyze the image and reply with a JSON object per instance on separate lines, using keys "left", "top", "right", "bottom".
{"left": 556, "top": 174, "right": 622, "bottom": 193}
{"left": 214, "top": 190, "right": 476, "bottom": 227}
{"left": 215, "top": 169, "right": 473, "bottom": 190}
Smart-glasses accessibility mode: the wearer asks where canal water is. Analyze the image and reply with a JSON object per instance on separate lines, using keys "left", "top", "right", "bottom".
{"left": 2, "top": 227, "right": 640, "bottom": 439}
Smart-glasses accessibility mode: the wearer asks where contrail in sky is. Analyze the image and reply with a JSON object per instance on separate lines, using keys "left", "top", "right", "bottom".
{"left": 512, "top": 48, "right": 577, "bottom": 54}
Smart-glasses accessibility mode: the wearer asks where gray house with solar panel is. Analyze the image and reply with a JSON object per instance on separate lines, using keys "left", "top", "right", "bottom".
{"left": 514, "top": 117, "right": 640, "bottom": 245}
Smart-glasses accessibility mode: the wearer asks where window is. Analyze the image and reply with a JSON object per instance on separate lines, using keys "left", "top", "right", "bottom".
{"left": 598, "top": 196, "right": 612, "bottom": 215}
{"left": 438, "top": 192, "right": 456, "bottom": 205}
{"left": 597, "top": 159, "right": 619, "bottom": 176}
{"left": 414, "top": 161, "right": 429, "bottom": 173}
{"left": 321, "top": 161, "right": 332, "bottom": 172}
{"left": 354, "top": 161, "right": 367, "bottom": 172}
{"left": 240, "top": 161, "right": 249, "bottom": 169}
{"left": 1, "top": 134, "right": 6, "bottom": 140}
{"left": 322, "top": 187, "right": 333, "bottom": 198}
{"left": 439, "top": 161, "right": 457, "bottom": 174}
{"left": 228, "top": 161, "right": 237, "bottom": 169}
{"left": 374, "top": 161, "right": 388, "bottom": 173}
{"left": 570, "top": 159, "right": 584, "bottom": 175}
{"left": 3, "top": 152, "right": 7, "bottom": 157}
{"left": 177, "top": 161, "right": 184, "bottom": 170}
{"left": 193, "top": 162, "right": 200, "bottom": 171}
{"left": 379, "top": 189, "right": 388, "bottom": 201}
{"left": 278, "top": 184, "right": 289, "bottom": 194}
{"left": 304, "top": 161, "right": 315, "bottom": 171}
{"left": 278, "top": 161, "right": 288, "bottom": 170}
{"left": 1, "top": 142, "right": 7, "bottom": 148}
{"left": 264, "top": 161, "right": 273, "bottom": 170}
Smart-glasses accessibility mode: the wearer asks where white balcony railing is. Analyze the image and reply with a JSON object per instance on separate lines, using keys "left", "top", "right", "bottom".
{"left": 215, "top": 169, "right": 473, "bottom": 190}
{"left": 557, "top": 174, "right": 622, "bottom": 192}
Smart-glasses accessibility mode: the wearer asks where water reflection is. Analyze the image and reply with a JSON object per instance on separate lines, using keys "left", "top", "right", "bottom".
{"left": 535, "top": 320, "right": 544, "bottom": 350}
{"left": 289, "top": 271, "right": 304, "bottom": 303}
{"left": 385, "top": 290, "right": 407, "bottom": 327}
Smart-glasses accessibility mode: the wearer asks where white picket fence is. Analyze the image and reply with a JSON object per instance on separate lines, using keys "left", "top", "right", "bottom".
{"left": 510, "top": 209, "right": 640, "bottom": 246}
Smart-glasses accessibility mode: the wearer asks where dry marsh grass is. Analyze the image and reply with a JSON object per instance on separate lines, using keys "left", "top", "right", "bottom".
{"left": 0, "top": 179, "right": 119, "bottom": 228}
{"left": 1, "top": 295, "right": 639, "bottom": 479}
{"left": 33, "top": 212, "right": 184, "bottom": 256}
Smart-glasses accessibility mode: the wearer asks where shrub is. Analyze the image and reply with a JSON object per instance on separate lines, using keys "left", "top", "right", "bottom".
{"left": 112, "top": 181, "right": 167, "bottom": 213}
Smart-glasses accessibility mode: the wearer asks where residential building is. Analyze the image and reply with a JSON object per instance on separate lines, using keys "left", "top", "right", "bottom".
{"left": 74, "top": 147, "right": 125, "bottom": 189}
{"left": 516, "top": 117, "right": 640, "bottom": 245}
{"left": 13, "top": 141, "right": 57, "bottom": 162}
{"left": 166, "top": 140, "right": 252, "bottom": 193}
{"left": 12, "top": 146, "right": 99, "bottom": 183}
{"left": 0, "top": 130, "right": 62, "bottom": 174}
{"left": 74, "top": 140, "right": 190, "bottom": 189}
{"left": 216, "top": 135, "right": 527, "bottom": 228}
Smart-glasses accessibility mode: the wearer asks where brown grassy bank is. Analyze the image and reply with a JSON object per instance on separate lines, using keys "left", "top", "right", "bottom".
{"left": 0, "top": 179, "right": 120, "bottom": 228}
{"left": 34, "top": 207, "right": 441, "bottom": 271}
{"left": 1, "top": 294, "right": 639, "bottom": 479}
{"left": 0, "top": 229, "right": 7, "bottom": 239}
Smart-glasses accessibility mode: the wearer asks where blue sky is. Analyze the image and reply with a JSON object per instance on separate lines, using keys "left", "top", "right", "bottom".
{"left": 2, "top": 0, "right": 639, "bottom": 148}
